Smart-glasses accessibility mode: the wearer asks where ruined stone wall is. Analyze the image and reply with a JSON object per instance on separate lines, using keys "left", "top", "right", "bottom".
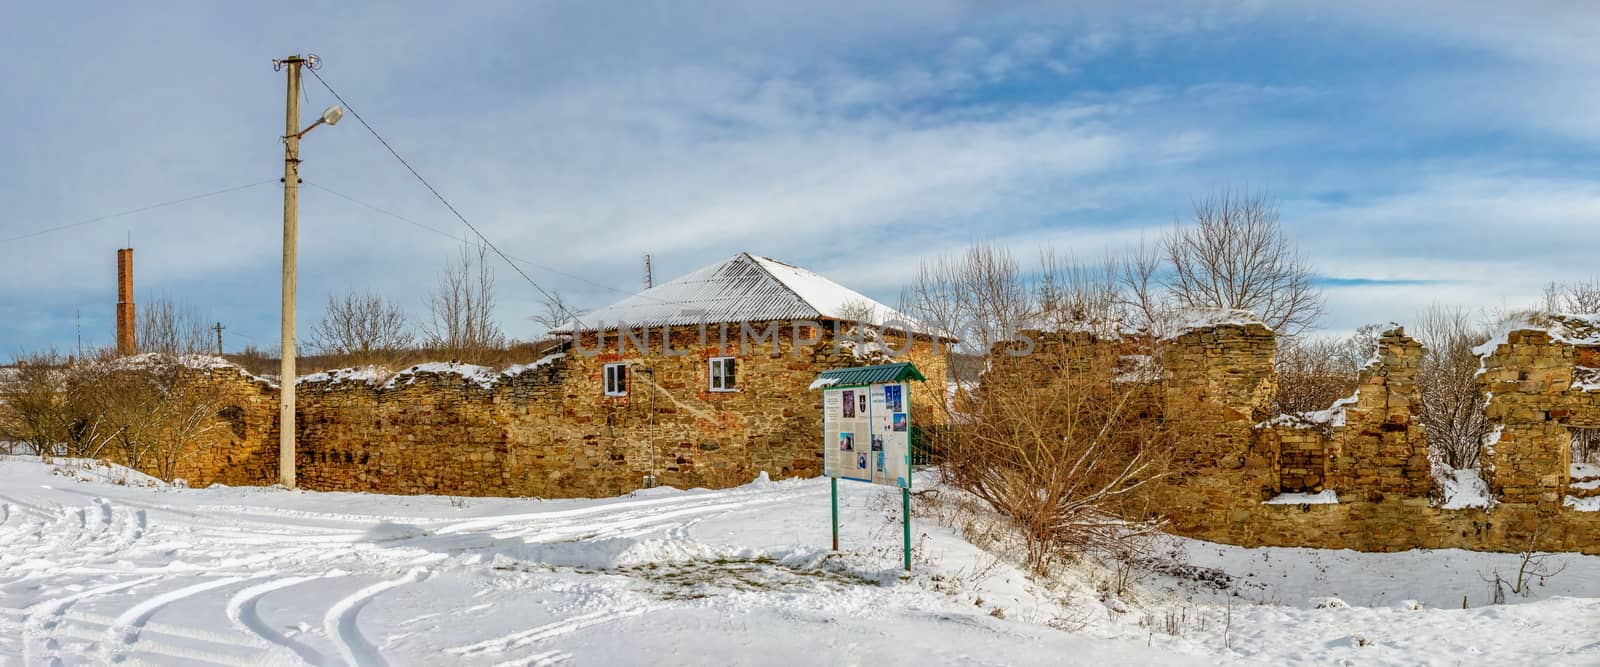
{"left": 168, "top": 365, "right": 280, "bottom": 487}
{"left": 1158, "top": 319, "right": 1600, "bottom": 554}
{"left": 168, "top": 321, "right": 947, "bottom": 499}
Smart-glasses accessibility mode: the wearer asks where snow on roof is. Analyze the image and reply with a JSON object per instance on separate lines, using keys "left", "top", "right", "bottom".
{"left": 554, "top": 253, "right": 936, "bottom": 336}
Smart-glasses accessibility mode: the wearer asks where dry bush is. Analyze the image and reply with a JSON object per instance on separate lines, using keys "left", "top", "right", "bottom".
{"left": 943, "top": 336, "right": 1199, "bottom": 575}
{"left": 423, "top": 241, "right": 507, "bottom": 364}
{"left": 310, "top": 291, "right": 413, "bottom": 364}
{"left": 0, "top": 351, "right": 69, "bottom": 455}
{"left": 75, "top": 353, "right": 225, "bottom": 482}
{"left": 1415, "top": 305, "right": 1491, "bottom": 470}
{"left": 1273, "top": 325, "right": 1379, "bottom": 415}
{"left": 1164, "top": 188, "right": 1323, "bottom": 337}
{"left": 225, "top": 345, "right": 278, "bottom": 378}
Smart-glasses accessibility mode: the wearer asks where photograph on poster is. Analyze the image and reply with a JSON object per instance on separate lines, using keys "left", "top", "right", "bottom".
{"left": 858, "top": 394, "right": 868, "bottom": 415}
{"left": 842, "top": 390, "right": 855, "bottom": 418}
{"left": 884, "top": 384, "right": 902, "bottom": 412}
{"left": 839, "top": 432, "right": 854, "bottom": 451}
{"left": 876, "top": 452, "right": 885, "bottom": 472}
{"left": 871, "top": 434, "right": 883, "bottom": 452}
{"left": 892, "top": 413, "right": 907, "bottom": 432}
{"left": 856, "top": 453, "right": 867, "bottom": 469}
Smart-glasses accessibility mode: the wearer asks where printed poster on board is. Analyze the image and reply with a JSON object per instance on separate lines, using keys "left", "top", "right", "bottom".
{"left": 824, "top": 381, "right": 910, "bottom": 488}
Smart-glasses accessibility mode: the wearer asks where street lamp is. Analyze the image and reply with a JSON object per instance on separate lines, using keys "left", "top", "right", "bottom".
{"left": 273, "top": 54, "right": 340, "bottom": 489}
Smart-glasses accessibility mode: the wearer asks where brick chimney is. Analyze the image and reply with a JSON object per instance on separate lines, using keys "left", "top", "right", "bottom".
{"left": 116, "top": 248, "right": 136, "bottom": 355}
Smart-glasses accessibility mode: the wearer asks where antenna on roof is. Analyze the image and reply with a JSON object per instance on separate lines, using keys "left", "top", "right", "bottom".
{"left": 642, "top": 253, "right": 654, "bottom": 289}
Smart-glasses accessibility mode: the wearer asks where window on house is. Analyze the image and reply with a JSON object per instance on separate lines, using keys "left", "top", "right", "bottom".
{"left": 709, "top": 357, "right": 737, "bottom": 392}
{"left": 604, "top": 363, "right": 628, "bottom": 396}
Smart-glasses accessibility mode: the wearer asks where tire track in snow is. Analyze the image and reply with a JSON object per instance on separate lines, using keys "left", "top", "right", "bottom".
{"left": 107, "top": 574, "right": 263, "bottom": 651}
{"left": 447, "top": 606, "right": 656, "bottom": 658}
{"left": 469, "top": 485, "right": 828, "bottom": 544}
{"left": 226, "top": 575, "right": 330, "bottom": 665}
{"left": 324, "top": 567, "right": 429, "bottom": 667}
{"left": 20, "top": 575, "right": 160, "bottom": 664}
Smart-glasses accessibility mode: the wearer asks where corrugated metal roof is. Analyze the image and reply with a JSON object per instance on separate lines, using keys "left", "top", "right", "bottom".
{"left": 555, "top": 253, "right": 932, "bottom": 334}
{"left": 809, "top": 362, "right": 926, "bottom": 389}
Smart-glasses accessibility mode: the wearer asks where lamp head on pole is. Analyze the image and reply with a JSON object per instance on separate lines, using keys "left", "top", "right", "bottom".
{"left": 296, "top": 104, "right": 344, "bottom": 138}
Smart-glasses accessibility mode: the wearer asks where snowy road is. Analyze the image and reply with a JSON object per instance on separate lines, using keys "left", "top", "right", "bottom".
{"left": 4, "top": 457, "right": 1599, "bottom": 666}
{"left": 0, "top": 458, "right": 1186, "bottom": 666}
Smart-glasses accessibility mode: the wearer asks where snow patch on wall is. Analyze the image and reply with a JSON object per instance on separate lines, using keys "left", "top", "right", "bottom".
{"left": 1438, "top": 468, "right": 1493, "bottom": 510}
{"left": 1161, "top": 307, "right": 1269, "bottom": 340}
{"left": 1263, "top": 490, "right": 1338, "bottom": 505}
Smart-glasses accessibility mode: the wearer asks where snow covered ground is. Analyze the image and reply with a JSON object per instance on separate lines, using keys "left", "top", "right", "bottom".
{"left": 2, "top": 457, "right": 1597, "bottom": 666}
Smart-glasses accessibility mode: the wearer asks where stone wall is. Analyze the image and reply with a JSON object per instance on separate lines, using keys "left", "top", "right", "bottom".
{"left": 1156, "top": 317, "right": 1600, "bottom": 554}
{"left": 164, "top": 321, "right": 946, "bottom": 499}
{"left": 142, "top": 309, "right": 1600, "bottom": 554}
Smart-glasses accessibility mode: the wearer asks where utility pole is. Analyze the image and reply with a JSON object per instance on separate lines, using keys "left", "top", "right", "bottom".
{"left": 272, "top": 53, "right": 342, "bottom": 490}
{"left": 213, "top": 322, "right": 226, "bottom": 356}
{"left": 277, "top": 54, "right": 304, "bottom": 489}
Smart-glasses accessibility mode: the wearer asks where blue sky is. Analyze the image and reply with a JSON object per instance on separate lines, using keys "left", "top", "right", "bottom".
{"left": 4, "top": 2, "right": 1600, "bottom": 355}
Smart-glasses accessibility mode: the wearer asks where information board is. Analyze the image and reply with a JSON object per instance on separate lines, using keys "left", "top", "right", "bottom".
{"left": 822, "top": 381, "right": 910, "bottom": 488}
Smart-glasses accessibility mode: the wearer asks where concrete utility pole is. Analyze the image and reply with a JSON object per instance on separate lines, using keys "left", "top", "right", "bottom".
{"left": 273, "top": 53, "right": 343, "bottom": 490}
{"left": 213, "top": 322, "right": 226, "bottom": 356}
{"left": 277, "top": 55, "right": 304, "bottom": 489}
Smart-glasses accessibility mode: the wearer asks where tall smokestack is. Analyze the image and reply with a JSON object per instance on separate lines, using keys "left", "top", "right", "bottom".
{"left": 116, "top": 248, "right": 136, "bottom": 355}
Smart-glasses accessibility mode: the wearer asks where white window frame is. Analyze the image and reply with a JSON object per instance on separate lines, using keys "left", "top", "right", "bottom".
{"left": 604, "top": 362, "right": 628, "bottom": 396}
{"left": 709, "top": 356, "right": 738, "bottom": 392}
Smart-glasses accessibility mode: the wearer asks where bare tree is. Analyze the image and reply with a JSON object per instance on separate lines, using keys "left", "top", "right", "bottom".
{"left": 531, "top": 290, "right": 578, "bottom": 336}
{"left": 1542, "top": 278, "right": 1600, "bottom": 314}
{"left": 901, "top": 242, "right": 1033, "bottom": 358}
{"left": 1112, "top": 239, "right": 1171, "bottom": 335}
{"left": 423, "top": 241, "right": 507, "bottom": 362}
{"left": 1415, "top": 305, "right": 1491, "bottom": 470}
{"left": 310, "top": 291, "right": 413, "bottom": 363}
{"left": 137, "top": 296, "right": 211, "bottom": 356}
{"left": 1164, "top": 189, "right": 1323, "bottom": 337}
{"left": 836, "top": 298, "right": 882, "bottom": 326}
{"left": 1035, "top": 250, "right": 1123, "bottom": 334}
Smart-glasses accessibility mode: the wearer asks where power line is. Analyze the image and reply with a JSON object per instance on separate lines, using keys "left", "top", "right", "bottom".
{"left": 0, "top": 180, "right": 277, "bottom": 245}
{"left": 302, "top": 180, "right": 653, "bottom": 302}
{"left": 304, "top": 67, "right": 580, "bottom": 324}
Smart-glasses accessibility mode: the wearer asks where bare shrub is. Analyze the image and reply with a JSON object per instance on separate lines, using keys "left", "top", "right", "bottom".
{"left": 1273, "top": 325, "right": 1379, "bottom": 415}
{"left": 75, "top": 354, "right": 226, "bottom": 482}
{"left": 1164, "top": 188, "right": 1323, "bottom": 337}
{"left": 1414, "top": 305, "right": 1491, "bottom": 470}
{"left": 137, "top": 296, "right": 211, "bottom": 356}
{"left": 310, "top": 291, "right": 413, "bottom": 364}
{"left": 423, "top": 241, "right": 507, "bottom": 363}
{"left": 944, "top": 337, "right": 1199, "bottom": 575}
{"left": 0, "top": 351, "right": 69, "bottom": 455}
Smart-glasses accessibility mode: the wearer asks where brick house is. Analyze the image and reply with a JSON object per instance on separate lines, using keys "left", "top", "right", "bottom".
{"left": 546, "top": 252, "right": 951, "bottom": 491}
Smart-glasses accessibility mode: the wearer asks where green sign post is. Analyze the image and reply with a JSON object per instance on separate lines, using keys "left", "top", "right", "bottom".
{"left": 811, "top": 362, "right": 925, "bottom": 571}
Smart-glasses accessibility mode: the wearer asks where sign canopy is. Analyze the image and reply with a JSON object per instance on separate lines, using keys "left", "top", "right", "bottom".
{"left": 808, "top": 362, "right": 925, "bottom": 390}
